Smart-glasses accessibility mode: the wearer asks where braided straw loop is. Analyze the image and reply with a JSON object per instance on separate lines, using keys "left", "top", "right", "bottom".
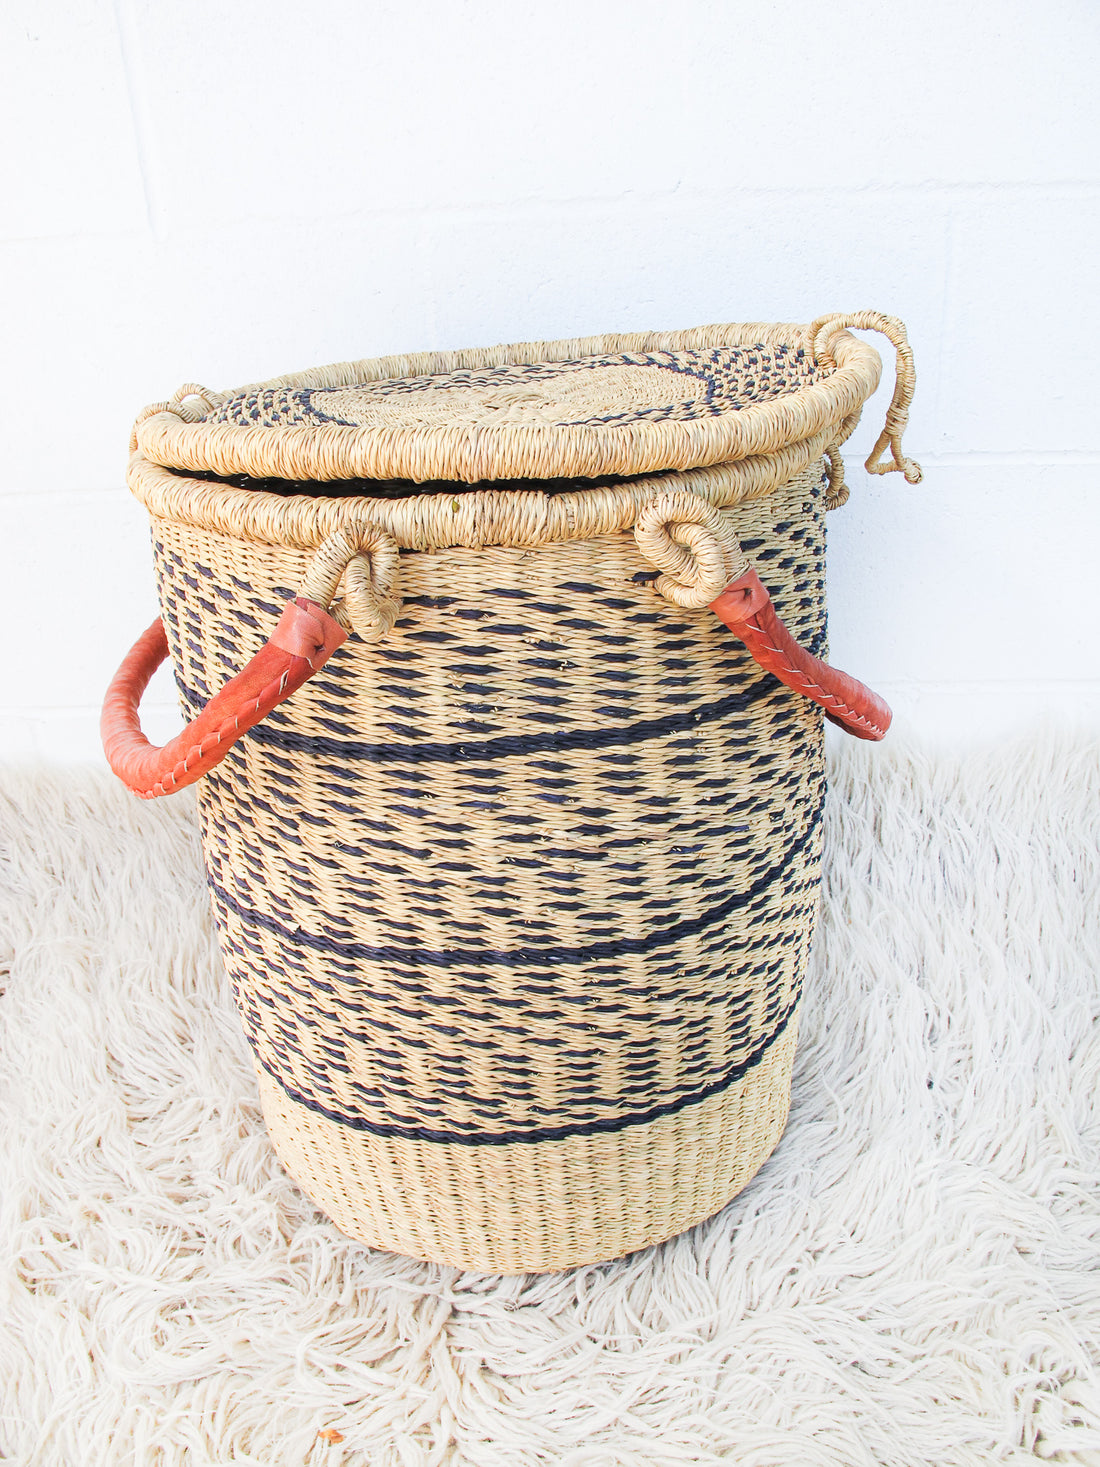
{"left": 298, "top": 521, "right": 402, "bottom": 642}
{"left": 823, "top": 444, "right": 850, "bottom": 510}
{"left": 634, "top": 490, "right": 749, "bottom": 608}
{"left": 169, "top": 382, "right": 222, "bottom": 423}
{"left": 809, "top": 311, "right": 923, "bottom": 485}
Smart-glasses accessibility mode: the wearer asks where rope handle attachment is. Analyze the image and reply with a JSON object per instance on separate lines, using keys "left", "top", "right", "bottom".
{"left": 634, "top": 491, "right": 891, "bottom": 740}
{"left": 102, "top": 522, "right": 402, "bottom": 798}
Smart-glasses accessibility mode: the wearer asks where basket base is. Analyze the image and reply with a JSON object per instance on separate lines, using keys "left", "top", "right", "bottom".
{"left": 256, "top": 1017, "right": 798, "bottom": 1274}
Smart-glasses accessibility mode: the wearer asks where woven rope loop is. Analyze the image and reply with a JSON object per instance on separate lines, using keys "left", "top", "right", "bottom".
{"left": 129, "top": 384, "right": 221, "bottom": 451}
{"left": 297, "top": 521, "right": 403, "bottom": 643}
{"left": 808, "top": 312, "right": 923, "bottom": 485}
{"left": 169, "top": 382, "right": 220, "bottom": 423}
{"left": 633, "top": 491, "right": 749, "bottom": 609}
{"left": 824, "top": 444, "right": 849, "bottom": 510}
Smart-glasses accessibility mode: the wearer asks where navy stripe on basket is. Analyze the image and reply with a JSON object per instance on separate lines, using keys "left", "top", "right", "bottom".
{"left": 177, "top": 662, "right": 821, "bottom": 766}
{"left": 209, "top": 793, "right": 821, "bottom": 973}
{"left": 257, "top": 987, "right": 802, "bottom": 1146}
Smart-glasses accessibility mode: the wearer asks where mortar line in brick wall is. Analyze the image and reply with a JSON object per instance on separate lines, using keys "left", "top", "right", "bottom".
{"left": 0, "top": 488, "right": 135, "bottom": 504}
{"left": 351, "top": 176, "right": 1100, "bottom": 219}
{"left": 705, "top": 179, "right": 1100, "bottom": 200}
{"left": 862, "top": 680, "right": 1100, "bottom": 695}
{"left": 4, "top": 704, "right": 180, "bottom": 721}
{"left": 391, "top": 177, "right": 1100, "bottom": 215}
{"left": 933, "top": 211, "right": 955, "bottom": 436}
{"left": 110, "top": 0, "right": 161, "bottom": 240}
{"left": 32, "top": 178, "right": 1086, "bottom": 245}
{"left": 904, "top": 451, "right": 1100, "bottom": 468}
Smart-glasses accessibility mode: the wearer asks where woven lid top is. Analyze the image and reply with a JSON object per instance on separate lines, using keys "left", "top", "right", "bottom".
{"left": 133, "top": 321, "right": 885, "bottom": 484}
{"left": 209, "top": 344, "right": 817, "bottom": 432}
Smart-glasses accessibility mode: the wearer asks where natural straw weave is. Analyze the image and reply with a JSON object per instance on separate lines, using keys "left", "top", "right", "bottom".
{"left": 128, "top": 313, "right": 919, "bottom": 1272}
{"left": 131, "top": 315, "right": 918, "bottom": 489}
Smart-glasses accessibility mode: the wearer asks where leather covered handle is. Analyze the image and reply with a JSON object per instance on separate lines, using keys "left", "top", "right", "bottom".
{"left": 101, "top": 599, "right": 347, "bottom": 798}
{"left": 104, "top": 542, "right": 888, "bottom": 803}
{"left": 710, "top": 568, "right": 891, "bottom": 741}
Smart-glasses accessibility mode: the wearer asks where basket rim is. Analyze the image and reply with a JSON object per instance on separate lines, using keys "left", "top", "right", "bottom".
{"left": 132, "top": 320, "right": 882, "bottom": 489}
{"left": 129, "top": 424, "right": 843, "bottom": 553}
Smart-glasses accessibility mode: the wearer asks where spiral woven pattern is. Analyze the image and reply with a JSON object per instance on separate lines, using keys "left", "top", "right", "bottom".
{"left": 208, "top": 345, "right": 820, "bottom": 432}
{"left": 134, "top": 320, "right": 885, "bottom": 484}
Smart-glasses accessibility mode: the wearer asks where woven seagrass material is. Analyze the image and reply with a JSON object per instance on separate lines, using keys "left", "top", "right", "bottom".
{"left": 149, "top": 461, "right": 825, "bottom": 1268}
{"left": 257, "top": 1026, "right": 798, "bottom": 1274}
{"left": 132, "top": 317, "right": 896, "bottom": 485}
{"left": 208, "top": 346, "right": 820, "bottom": 431}
{"left": 125, "top": 313, "right": 920, "bottom": 1270}
{"left": 129, "top": 426, "right": 838, "bottom": 554}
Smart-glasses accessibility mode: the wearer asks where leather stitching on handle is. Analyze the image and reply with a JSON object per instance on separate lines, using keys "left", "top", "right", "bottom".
{"left": 709, "top": 568, "right": 891, "bottom": 742}
{"left": 101, "top": 599, "right": 347, "bottom": 798}
{"left": 740, "top": 613, "right": 889, "bottom": 739}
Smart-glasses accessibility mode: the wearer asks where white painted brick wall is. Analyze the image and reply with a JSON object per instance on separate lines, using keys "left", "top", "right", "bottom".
{"left": 3, "top": 0, "right": 1098, "bottom": 761}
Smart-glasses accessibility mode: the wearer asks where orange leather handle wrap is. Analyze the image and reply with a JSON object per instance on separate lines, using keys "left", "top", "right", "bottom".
{"left": 709, "top": 568, "right": 892, "bottom": 741}
{"left": 101, "top": 599, "right": 347, "bottom": 798}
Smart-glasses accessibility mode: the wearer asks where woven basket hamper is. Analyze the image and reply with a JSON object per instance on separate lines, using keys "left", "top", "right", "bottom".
{"left": 103, "top": 310, "right": 921, "bottom": 1273}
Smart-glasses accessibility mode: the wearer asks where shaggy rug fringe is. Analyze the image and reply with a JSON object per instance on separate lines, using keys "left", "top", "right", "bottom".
{"left": 0, "top": 735, "right": 1097, "bottom": 1465}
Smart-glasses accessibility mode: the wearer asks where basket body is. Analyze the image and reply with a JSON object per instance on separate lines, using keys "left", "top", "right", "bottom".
{"left": 149, "top": 458, "right": 826, "bottom": 1271}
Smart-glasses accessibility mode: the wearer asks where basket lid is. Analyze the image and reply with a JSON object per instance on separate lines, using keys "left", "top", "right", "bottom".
{"left": 133, "top": 321, "right": 886, "bottom": 484}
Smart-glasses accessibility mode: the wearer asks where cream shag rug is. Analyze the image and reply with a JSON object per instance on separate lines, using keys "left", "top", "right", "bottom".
{"left": 1, "top": 737, "right": 1098, "bottom": 1467}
